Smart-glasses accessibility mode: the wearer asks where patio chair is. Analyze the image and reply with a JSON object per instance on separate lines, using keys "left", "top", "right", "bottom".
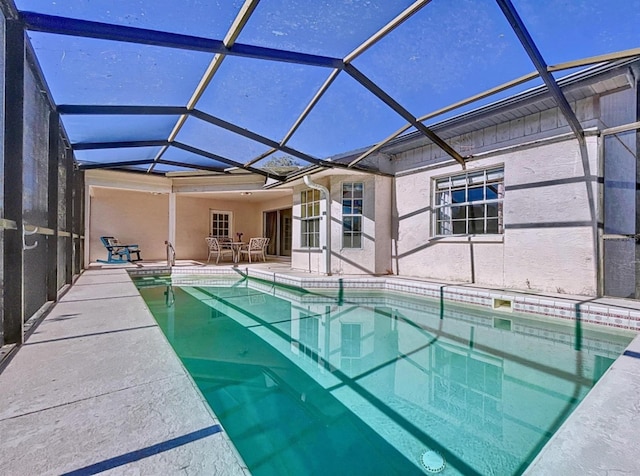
{"left": 98, "top": 236, "right": 142, "bottom": 263}
{"left": 239, "top": 237, "right": 269, "bottom": 263}
{"left": 206, "top": 237, "right": 234, "bottom": 264}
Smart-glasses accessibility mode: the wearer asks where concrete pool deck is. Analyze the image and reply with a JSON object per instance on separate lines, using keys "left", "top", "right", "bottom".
{"left": 0, "top": 267, "right": 248, "bottom": 475}
{"left": 1, "top": 263, "right": 640, "bottom": 475}
{"left": 525, "top": 336, "right": 640, "bottom": 475}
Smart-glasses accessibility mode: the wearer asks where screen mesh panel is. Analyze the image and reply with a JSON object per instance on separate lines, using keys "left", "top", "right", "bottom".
{"left": 22, "top": 63, "right": 50, "bottom": 320}
{"left": 0, "top": 9, "right": 5, "bottom": 345}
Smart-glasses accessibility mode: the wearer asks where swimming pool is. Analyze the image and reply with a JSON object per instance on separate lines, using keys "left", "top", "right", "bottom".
{"left": 135, "top": 275, "right": 635, "bottom": 475}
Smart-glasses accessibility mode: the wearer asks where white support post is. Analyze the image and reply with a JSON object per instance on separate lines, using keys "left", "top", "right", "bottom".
{"left": 168, "top": 192, "right": 176, "bottom": 248}
{"left": 84, "top": 185, "right": 91, "bottom": 266}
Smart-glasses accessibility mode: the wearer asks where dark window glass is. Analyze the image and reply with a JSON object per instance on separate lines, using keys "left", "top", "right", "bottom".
{"left": 342, "top": 182, "right": 363, "bottom": 248}
{"left": 451, "top": 189, "right": 465, "bottom": 204}
{"left": 451, "top": 206, "right": 467, "bottom": 220}
{"left": 434, "top": 168, "right": 503, "bottom": 236}
{"left": 351, "top": 216, "right": 361, "bottom": 232}
{"left": 469, "top": 219, "right": 485, "bottom": 234}
{"left": 486, "top": 219, "right": 499, "bottom": 234}
{"left": 486, "top": 203, "right": 499, "bottom": 218}
{"left": 468, "top": 186, "right": 484, "bottom": 201}
{"left": 469, "top": 204, "right": 485, "bottom": 219}
{"left": 452, "top": 220, "right": 467, "bottom": 234}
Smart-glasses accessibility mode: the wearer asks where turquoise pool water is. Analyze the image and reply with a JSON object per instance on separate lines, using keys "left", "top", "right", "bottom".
{"left": 136, "top": 276, "right": 634, "bottom": 475}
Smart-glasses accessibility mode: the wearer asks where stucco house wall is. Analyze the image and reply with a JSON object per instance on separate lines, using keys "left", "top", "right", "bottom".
{"left": 89, "top": 188, "right": 169, "bottom": 262}
{"left": 176, "top": 194, "right": 292, "bottom": 260}
{"left": 176, "top": 196, "right": 260, "bottom": 260}
{"left": 374, "top": 175, "right": 393, "bottom": 274}
{"left": 291, "top": 180, "right": 326, "bottom": 274}
{"left": 291, "top": 173, "right": 393, "bottom": 275}
{"left": 394, "top": 136, "right": 598, "bottom": 295}
{"left": 386, "top": 71, "right": 638, "bottom": 296}
{"left": 260, "top": 194, "right": 292, "bottom": 214}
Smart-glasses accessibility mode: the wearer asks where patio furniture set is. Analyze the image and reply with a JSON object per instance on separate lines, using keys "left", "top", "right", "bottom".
{"left": 97, "top": 235, "right": 270, "bottom": 265}
{"left": 205, "top": 237, "right": 270, "bottom": 264}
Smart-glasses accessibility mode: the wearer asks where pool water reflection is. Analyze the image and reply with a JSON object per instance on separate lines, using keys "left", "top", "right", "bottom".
{"left": 136, "top": 277, "right": 634, "bottom": 475}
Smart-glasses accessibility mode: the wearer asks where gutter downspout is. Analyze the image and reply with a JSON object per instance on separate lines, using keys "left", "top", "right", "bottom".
{"left": 303, "top": 175, "right": 332, "bottom": 276}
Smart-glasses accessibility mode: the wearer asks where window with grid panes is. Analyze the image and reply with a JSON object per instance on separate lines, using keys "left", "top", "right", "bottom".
{"left": 342, "top": 182, "right": 363, "bottom": 248}
{"left": 434, "top": 168, "right": 504, "bottom": 236}
{"left": 301, "top": 189, "right": 321, "bottom": 248}
{"left": 209, "top": 210, "right": 232, "bottom": 239}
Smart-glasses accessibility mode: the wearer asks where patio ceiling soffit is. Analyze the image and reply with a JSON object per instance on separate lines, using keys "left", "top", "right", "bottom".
{"left": 19, "top": 0, "right": 467, "bottom": 172}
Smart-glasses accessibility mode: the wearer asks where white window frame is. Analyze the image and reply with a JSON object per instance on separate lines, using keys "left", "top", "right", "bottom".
{"left": 209, "top": 210, "right": 233, "bottom": 239}
{"left": 433, "top": 167, "right": 504, "bottom": 236}
{"left": 300, "top": 189, "right": 321, "bottom": 248}
{"left": 342, "top": 181, "right": 364, "bottom": 249}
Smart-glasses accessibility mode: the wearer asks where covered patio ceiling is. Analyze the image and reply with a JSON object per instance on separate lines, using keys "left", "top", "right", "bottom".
{"left": 10, "top": 0, "right": 640, "bottom": 182}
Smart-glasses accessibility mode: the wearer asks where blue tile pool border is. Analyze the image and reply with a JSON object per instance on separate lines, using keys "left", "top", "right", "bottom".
{"left": 128, "top": 267, "right": 640, "bottom": 333}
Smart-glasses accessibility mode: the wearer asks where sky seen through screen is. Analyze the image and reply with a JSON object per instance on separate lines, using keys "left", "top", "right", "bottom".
{"left": 14, "top": 0, "right": 640, "bottom": 170}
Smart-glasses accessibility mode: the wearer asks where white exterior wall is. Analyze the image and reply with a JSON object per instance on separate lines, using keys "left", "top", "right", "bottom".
{"left": 330, "top": 174, "right": 392, "bottom": 275}
{"left": 291, "top": 174, "right": 392, "bottom": 275}
{"left": 86, "top": 170, "right": 293, "bottom": 263}
{"left": 394, "top": 135, "right": 599, "bottom": 295}
{"left": 291, "top": 181, "right": 326, "bottom": 274}
{"left": 89, "top": 188, "right": 170, "bottom": 262}
{"left": 374, "top": 175, "right": 393, "bottom": 274}
{"left": 176, "top": 196, "right": 263, "bottom": 260}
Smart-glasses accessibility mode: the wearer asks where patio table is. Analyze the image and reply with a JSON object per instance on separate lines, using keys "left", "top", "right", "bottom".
{"left": 229, "top": 242, "right": 245, "bottom": 263}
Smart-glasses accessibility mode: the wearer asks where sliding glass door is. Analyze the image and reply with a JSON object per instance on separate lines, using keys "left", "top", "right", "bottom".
{"left": 264, "top": 208, "right": 292, "bottom": 257}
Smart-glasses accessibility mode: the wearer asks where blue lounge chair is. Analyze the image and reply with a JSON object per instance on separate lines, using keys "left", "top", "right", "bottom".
{"left": 99, "top": 236, "right": 142, "bottom": 263}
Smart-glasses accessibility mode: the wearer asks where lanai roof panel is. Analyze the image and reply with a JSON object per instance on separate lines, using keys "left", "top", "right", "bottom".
{"left": 174, "top": 115, "right": 273, "bottom": 165}
{"left": 74, "top": 146, "right": 162, "bottom": 164}
{"left": 62, "top": 115, "right": 179, "bottom": 144}
{"left": 15, "top": 0, "right": 242, "bottom": 39}
{"left": 26, "top": 31, "right": 214, "bottom": 106}
{"left": 235, "top": 0, "right": 417, "bottom": 58}
{"left": 512, "top": 0, "right": 640, "bottom": 65}
{"left": 353, "top": 0, "right": 536, "bottom": 121}
{"left": 161, "top": 146, "right": 237, "bottom": 171}
{"left": 10, "top": 0, "right": 640, "bottom": 175}
{"left": 285, "top": 71, "right": 408, "bottom": 159}
{"left": 146, "top": 163, "right": 206, "bottom": 174}
{"left": 195, "top": 55, "right": 331, "bottom": 143}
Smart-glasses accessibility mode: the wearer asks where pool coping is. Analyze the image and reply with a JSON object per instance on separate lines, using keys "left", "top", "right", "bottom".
{"left": 132, "top": 265, "right": 640, "bottom": 332}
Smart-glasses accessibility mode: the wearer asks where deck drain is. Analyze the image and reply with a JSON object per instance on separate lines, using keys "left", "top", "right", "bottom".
{"left": 420, "top": 450, "right": 445, "bottom": 473}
